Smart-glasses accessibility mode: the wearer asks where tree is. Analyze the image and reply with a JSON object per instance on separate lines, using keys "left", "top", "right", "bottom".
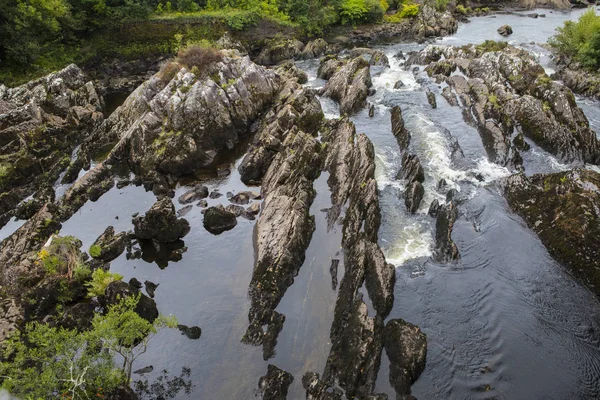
{"left": 0, "top": 294, "right": 177, "bottom": 399}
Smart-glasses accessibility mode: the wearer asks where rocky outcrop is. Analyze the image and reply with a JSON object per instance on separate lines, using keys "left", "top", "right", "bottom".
{"left": 398, "top": 154, "right": 425, "bottom": 214}
{"left": 433, "top": 202, "right": 460, "bottom": 263}
{"left": 300, "top": 38, "right": 334, "bottom": 59}
{"left": 203, "top": 205, "right": 238, "bottom": 234}
{"left": 414, "top": 43, "right": 600, "bottom": 168}
{"left": 133, "top": 197, "right": 190, "bottom": 243}
{"left": 255, "top": 38, "right": 305, "bottom": 65}
{"left": 497, "top": 25, "right": 513, "bottom": 36}
{"left": 243, "top": 129, "right": 322, "bottom": 359}
{"left": 412, "top": 4, "right": 458, "bottom": 38}
{"left": 258, "top": 365, "right": 294, "bottom": 400}
{"left": 86, "top": 53, "right": 280, "bottom": 190}
{"left": 239, "top": 64, "right": 323, "bottom": 184}
{"left": 384, "top": 319, "right": 427, "bottom": 399}
{"left": 349, "top": 48, "right": 390, "bottom": 67}
{"left": 552, "top": 56, "right": 600, "bottom": 101}
{"left": 0, "top": 64, "right": 104, "bottom": 227}
{"left": 505, "top": 169, "right": 600, "bottom": 295}
{"left": 322, "top": 57, "right": 373, "bottom": 115}
{"left": 426, "top": 89, "right": 437, "bottom": 109}
{"left": 90, "top": 226, "right": 128, "bottom": 262}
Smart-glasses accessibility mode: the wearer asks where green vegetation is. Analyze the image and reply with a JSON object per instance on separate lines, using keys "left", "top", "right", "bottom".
{"left": 86, "top": 268, "right": 124, "bottom": 298}
{"left": 384, "top": 2, "right": 419, "bottom": 22}
{"left": 37, "top": 236, "right": 86, "bottom": 279}
{"left": 550, "top": 8, "right": 600, "bottom": 70}
{"left": 0, "top": 295, "right": 177, "bottom": 398}
{"left": 475, "top": 39, "right": 508, "bottom": 53}
{"left": 456, "top": 4, "right": 471, "bottom": 15}
{"left": 89, "top": 244, "right": 102, "bottom": 258}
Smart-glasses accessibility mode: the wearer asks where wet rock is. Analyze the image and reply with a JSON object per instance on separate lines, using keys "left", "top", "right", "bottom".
{"left": 144, "top": 280, "right": 158, "bottom": 298}
{"left": 437, "top": 178, "right": 447, "bottom": 191}
{"left": 425, "top": 60, "right": 456, "bottom": 77}
{"left": 302, "top": 372, "right": 343, "bottom": 400}
{"left": 497, "top": 25, "right": 513, "bottom": 36}
{"left": 384, "top": 319, "right": 427, "bottom": 398}
{"left": 394, "top": 80, "right": 405, "bottom": 89}
{"left": 317, "top": 56, "right": 345, "bottom": 80}
{"left": 513, "top": 133, "right": 530, "bottom": 152}
{"left": 446, "top": 188, "right": 459, "bottom": 203}
{"left": 246, "top": 202, "right": 261, "bottom": 215}
{"left": 177, "top": 324, "right": 202, "bottom": 339}
{"left": 129, "top": 277, "right": 143, "bottom": 289}
{"left": 90, "top": 226, "right": 128, "bottom": 262}
{"left": 442, "top": 86, "right": 458, "bottom": 106}
{"left": 197, "top": 199, "right": 208, "bottom": 208}
{"left": 397, "top": 153, "right": 425, "bottom": 184}
{"left": 428, "top": 199, "right": 441, "bottom": 217}
{"left": 244, "top": 129, "right": 321, "bottom": 355}
{"left": 262, "top": 311, "right": 285, "bottom": 360}
{"left": 133, "top": 198, "right": 190, "bottom": 243}
{"left": 178, "top": 185, "right": 209, "bottom": 204}
{"left": 433, "top": 203, "right": 460, "bottom": 263}
{"left": 330, "top": 259, "right": 339, "bottom": 290}
{"left": 275, "top": 60, "right": 308, "bottom": 84}
{"left": 322, "top": 57, "right": 372, "bottom": 115}
{"left": 134, "top": 366, "right": 154, "bottom": 375}
{"left": 255, "top": 38, "right": 304, "bottom": 65}
{"left": 258, "top": 364, "right": 293, "bottom": 400}
{"left": 405, "top": 181, "right": 425, "bottom": 214}
{"left": 391, "top": 106, "right": 411, "bottom": 152}
{"left": 105, "top": 281, "right": 158, "bottom": 323}
{"left": 209, "top": 191, "right": 222, "bottom": 199}
{"left": 369, "top": 51, "right": 390, "bottom": 67}
{"left": 177, "top": 204, "right": 193, "bottom": 217}
{"left": 203, "top": 204, "right": 237, "bottom": 234}
{"left": 426, "top": 90, "right": 437, "bottom": 108}
{"left": 505, "top": 170, "right": 600, "bottom": 296}
{"left": 369, "top": 103, "right": 375, "bottom": 117}
{"left": 229, "top": 192, "right": 251, "bottom": 205}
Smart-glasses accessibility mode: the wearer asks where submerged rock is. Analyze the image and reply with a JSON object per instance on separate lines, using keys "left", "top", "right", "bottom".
{"left": 426, "top": 89, "right": 437, "bottom": 108}
{"left": 203, "top": 205, "right": 238, "bottom": 234}
{"left": 384, "top": 319, "right": 427, "bottom": 398}
{"left": 497, "top": 24, "right": 513, "bottom": 36}
{"left": 133, "top": 198, "right": 190, "bottom": 243}
{"left": 505, "top": 170, "right": 600, "bottom": 295}
{"left": 258, "top": 365, "right": 293, "bottom": 400}
{"left": 178, "top": 185, "right": 209, "bottom": 204}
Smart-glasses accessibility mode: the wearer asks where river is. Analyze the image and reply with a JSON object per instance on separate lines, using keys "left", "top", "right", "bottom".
{"left": 2, "top": 7, "right": 600, "bottom": 400}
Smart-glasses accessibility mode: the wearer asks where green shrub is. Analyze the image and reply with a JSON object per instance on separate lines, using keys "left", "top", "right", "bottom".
{"left": 364, "top": 0, "right": 387, "bottom": 23}
{"left": 456, "top": 4, "right": 471, "bottom": 15}
{"left": 476, "top": 40, "right": 508, "bottom": 53}
{"left": 89, "top": 244, "right": 102, "bottom": 258}
{"left": 340, "top": 0, "right": 368, "bottom": 25}
{"left": 73, "top": 264, "right": 92, "bottom": 281}
{"left": 434, "top": 0, "right": 450, "bottom": 12}
{"left": 399, "top": 3, "right": 419, "bottom": 17}
{"left": 86, "top": 269, "right": 124, "bottom": 298}
{"left": 550, "top": 8, "right": 600, "bottom": 70}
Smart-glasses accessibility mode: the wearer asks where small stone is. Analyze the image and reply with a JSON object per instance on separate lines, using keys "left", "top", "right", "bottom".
{"left": 209, "top": 191, "right": 222, "bottom": 199}
{"left": 394, "top": 80, "right": 405, "bottom": 89}
{"left": 246, "top": 202, "right": 261, "bottom": 215}
{"left": 203, "top": 205, "right": 237, "bottom": 234}
{"left": 177, "top": 204, "right": 193, "bottom": 217}
{"left": 197, "top": 199, "right": 208, "bottom": 208}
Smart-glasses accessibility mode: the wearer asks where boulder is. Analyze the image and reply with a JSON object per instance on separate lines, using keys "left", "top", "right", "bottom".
{"left": 405, "top": 181, "right": 425, "bottom": 213}
{"left": 317, "top": 56, "right": 345, "bottom": 80}
{"left": 255, "top": 38, "right": 305, "bottom": 65}
{"left": 178, "top": 185, "right": 209, "bottom": 204}
{"left": 322, "top": 57, "right": 372, "bottom": 115}
{"left": 497, "top": 24, "right": 513, "bottom": 36}
{"left": 133, "top": 198, "right": 190, "bottom": 243}
{"left": 391, "top": 106, "right": 411, "bottom": 152}
{"left": 203, "top": 205, "right": 238, "bottom": 234}
{"left": 442, "top": 86, "right": 458, "bottom": 106}
{"left": 397, "top": 153, "right": 425, "bottom": 184}
{"left": 384, "top": 319, "right": 427, "bottom": 398}
{"left": 299, "top": 38, "right": 330, "bottom": 59}
{"left": 394, "top": 80, "right": 405, "bottom": 89}
{"left": 90, "top": 226, "right": 128, "bottom": 262}
{"left": 426, "top": 89, "right": 437, "bottom": 108}
{"left": 258, "top": 364, "right": 293, "bottom": 400}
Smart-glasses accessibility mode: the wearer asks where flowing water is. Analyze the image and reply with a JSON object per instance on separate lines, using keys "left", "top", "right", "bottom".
{"left": 2, "top": 8, "right": 600, "bottom": 399}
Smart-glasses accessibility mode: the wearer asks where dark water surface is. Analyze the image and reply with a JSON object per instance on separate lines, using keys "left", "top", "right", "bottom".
{"left": 2, "top": 8, "right": 600, "bottom": 399}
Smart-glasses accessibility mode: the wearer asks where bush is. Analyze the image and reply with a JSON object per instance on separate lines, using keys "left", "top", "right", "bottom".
{"left": 177, "top": 44, "right": 223, "bottom": 71}
{"left": 550, "top": 8, "right": 600, "bottom": 70}
{"left": 36, "top": 236, "right": 85, "bottom": 279}
{"left": 434, "top": 0, "right": 450, "bottom": 12}
{"left": 399, "top": 3, "right": 419, "bottom": 17}
{"left": 158, "top": 61, "right": 182, "bottom": 83}
{"left": 364, "top": 0, "right": 387, "bottom": 23}
{"left": 340, "top": 0, "right": 368, "bottom": 25}
{"left": 86, "top": 269, "right": 124, "bottom": 298}
{"left": 456, "top": 4, "right": 471, "bottom": 15}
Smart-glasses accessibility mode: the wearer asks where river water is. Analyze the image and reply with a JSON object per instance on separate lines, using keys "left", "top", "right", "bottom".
{"left": 2, "top": 7, "right": 600, "bottom": 400}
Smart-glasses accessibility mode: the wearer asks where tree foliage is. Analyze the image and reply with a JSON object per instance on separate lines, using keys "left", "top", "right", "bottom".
{"left": 0, "top": 294, "right": 177, "bottom": 399}
{"left": 550, "top": 8, "right": 600, "bottom": 70}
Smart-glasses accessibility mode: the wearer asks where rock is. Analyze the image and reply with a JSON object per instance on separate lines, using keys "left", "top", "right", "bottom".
{"left": 446, "top": 188, "right": 459, "bottom": 203}
{"left": 203, "top": 205, "right": 237, "bottom": 234}
{"left": 215, "top": 32, "right": 247, "bottom": 54}
{"left": 229, "top": 192, "right": 251, "bottom": 205}
{"left": 394, "top": 80, "right": 405, "bottom": 89}
{"left": 322, "top": 57, "right": 372, "bottom": 115}
{"left": 426, "top": 89, "right": 437, "bottom": 108}
{"left": 255, "top": 38, "right": 305, "bottom": 65}
{"left": 303, "top": 371, "right": 343, "bottom": 400}
{"left": 258, "top": 365, "right": 293, "bottom": 400}
{"left": 397, "top": 153, "right": 425, "bottom": 184}
{"left": 433, "top": 203, "right": 460, "bottom": 263}
{"left": 0, "top": 299, "right": 23, "bottom": 343}
{"left": 197, "top": 199, "right": 208, "bottom": 208}
{"left": 134, "top": 366, "right": 154, "bottom": 375}
{"left": 90, "top": 226, "right": 128, "bottom": 262}
{"left": 105, "top": 281, "right": 159, "bottom": 323}
{"left": 425, "top": 60, "right": 456, "bottom": 77}
{"left": 369, "top": 103, "right": 375, "bottom": 117}
{"left": 505, "top": 170, "right": 600, "bottom": 296}
{"left": 437, "top": 178, "right": 447, "bottom": 190}
{"left": 209, "top": 191, "right": 222, "bottom": 199}
{"left": 60, "top": 302, "right": 95, "bottom": 331}
{"left": 317, "top": 56, "right": 345, "bottom": 80}
{"left": 246, "top": 202, "right": 261, "bottom": 215}
{"left": 225, "top": 204, "right": 245, "bottom": 217}
{"left": 133, "top": 198, "right": 190, "bottom": 243}
{"left": 243, "top": 129, "right": 321, "bottom": 356}
{"left": 405, "top": 181, "right": 425, "bottom": 214}
{"left": 413, "top": 5, "right": 458, "bottom": 39}
{"left": 275, "top": 60, "right": 308, "bottom": 84}
{"left": 177, "top": 324, "right": 202, "bottom": 339}
{"left": 513, "top": 133, "right": 530, "bottom": 152}
{"left": 428, "top": 199, "right": 441, "bottom": 217}
{"left": 391, "top": 106, "right": 411, "bottom": 152}
{"left": 129, "top": 277, "right": 143, "bottom": 289}
{"left": 178, "top": 185, "right": 209, "bottom": 204}
{"left": 144, "top": 280, "right": 158, "bottom": 298}
{"left": 330, "top": 259, "right": 339, "bottom": 290}
{"left": 442, "top": 86, "right": 458, "bottom": 106}
{"left": 497, "top": 25, "right": 513, "bottom": 36}
{"left": 105, "top": 385, "right": 137, "bottom": 400}
{"left": 300, "top": 38, "right": 330, "bottom": 59}
{"left": 384, "top": 319, "right": 427, "bottom": 398}
{"left": 368, "top": 51, "right": 390, "bottom": 67}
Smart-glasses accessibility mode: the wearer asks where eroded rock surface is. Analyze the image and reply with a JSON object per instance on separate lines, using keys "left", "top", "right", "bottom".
{"left": 322, "top": 57, "right": 373, "bottom": 115}
{"left": 133, "top": 197, "right": 190, "bottom": 243}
